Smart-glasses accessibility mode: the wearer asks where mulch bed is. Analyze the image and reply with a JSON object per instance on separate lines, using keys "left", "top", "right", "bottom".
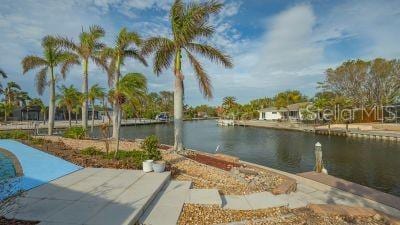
{"left": 0, "top": 217, "right": 38, "bottom": 225}
{"left": 186, "top": 152, "right": 241, "bottom": 171}
{"left": 20, "top": 140, "right": 142, "bottom": 170}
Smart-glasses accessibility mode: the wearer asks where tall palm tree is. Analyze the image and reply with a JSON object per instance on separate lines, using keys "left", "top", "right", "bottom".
{"left": 55, "top": 25, "right": 105, "bottom": 131}
{"left": 142, "top": 0, "right": 233, "bottom": 152}
{"left": 109, "top": 73, "right": 147, "bottom": 156}
{"left": 22, "top": 36, "right": 80, "bottom": 135}
{"left": 102, "top": 28, "right": 147, "bottom": 139}
{"left": 88, "top": 84, "right": 105, "bottom": 134}
{"left": 57, "top": 85, "right": 81, "bottom": 127}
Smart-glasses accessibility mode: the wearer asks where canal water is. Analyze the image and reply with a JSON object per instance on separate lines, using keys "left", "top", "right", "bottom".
{"left": 94, "top": 120, "right": 400, "bottom": 197}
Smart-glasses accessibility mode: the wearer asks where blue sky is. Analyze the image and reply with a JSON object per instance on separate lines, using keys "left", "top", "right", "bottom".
{"left": 1, "top": 0, "right": 399, "bottom": 106}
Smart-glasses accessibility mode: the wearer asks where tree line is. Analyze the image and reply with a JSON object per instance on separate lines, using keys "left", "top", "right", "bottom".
{"left": 0, "top": 0, "right": 232, "bottom": 152}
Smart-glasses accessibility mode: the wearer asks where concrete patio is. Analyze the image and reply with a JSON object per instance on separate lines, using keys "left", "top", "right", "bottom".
{"left": 4, "top": 168, "right": 171, "bottom": 225}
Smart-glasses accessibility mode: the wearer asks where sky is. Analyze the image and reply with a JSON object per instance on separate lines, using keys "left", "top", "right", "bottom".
{"left": 0, "top": 0, "right": 399, "bottom": 106}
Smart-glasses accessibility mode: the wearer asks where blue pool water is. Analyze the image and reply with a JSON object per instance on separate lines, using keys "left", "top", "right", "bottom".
{"left": 0, "top": 140, "right": 82, "bottom": 200}
{"left": 0, "top": 151, "right": 16, "bottom": 180}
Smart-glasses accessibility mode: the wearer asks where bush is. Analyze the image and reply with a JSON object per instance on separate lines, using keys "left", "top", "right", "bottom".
{"left": 0, "top": 130, "right": 30, "bottom": 140}
{"left": 63, "top": 126, "right": 86, "bottom": 139}
{"left": 141, "top": 135, "right": 162, "bottom": 161}
{"left": 81, "top": 147, "right": 104, "bottom": 156}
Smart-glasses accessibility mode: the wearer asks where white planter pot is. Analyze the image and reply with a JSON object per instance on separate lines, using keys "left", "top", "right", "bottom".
{"left": 152, "top": 161, "right": 166, "bottom": 173}
{"left": 142, "top": 160, "right": 154, "bottom": 172}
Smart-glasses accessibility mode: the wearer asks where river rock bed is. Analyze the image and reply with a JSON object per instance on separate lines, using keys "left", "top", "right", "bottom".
{"left": 178, "top": 204, "right": 391, "bottom": 225}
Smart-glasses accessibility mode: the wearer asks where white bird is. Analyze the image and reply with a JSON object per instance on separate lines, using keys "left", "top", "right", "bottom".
{"left": 215, "top": 145, "right": 220, "bottom": 152}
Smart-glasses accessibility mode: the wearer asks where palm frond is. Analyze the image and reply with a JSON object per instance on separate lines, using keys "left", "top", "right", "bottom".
{"left": 186, "top": 43, "right": 233, "bottom": 68}
{"left": 117, "top": 28, "right": 142, "bottom": 48}
{"left": 186, "top": 50, "right": 212, "bottom": 98}
{"left": 35, "top": 67, "right": 48, "bottom": 95}
{"left": 153, "top": 44, "right": 175, "bottom": 76}
{"left": 53, "top": 36, "right": 80, "bottom": 53}
{"left": 124, "top": 48, "right": 148, "bottom": 66}
{"left": 89, "top": 25, "right": 105, "bottom": 39}
{"left": 21, "top": 56, "right": 48, "bottom": 74}
{"left": 0, "top": 68, "right": 7, "bottom": 78}
{"left": 58, "top": 53, "right": 80, "bottom": 79}
{"left": 141, "top": 37, "right": 174, "bottom": 56}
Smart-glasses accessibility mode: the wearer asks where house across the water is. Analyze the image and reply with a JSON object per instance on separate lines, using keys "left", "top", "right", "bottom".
{"left": 258, "top": 102, "right": 312, "bottom": 121}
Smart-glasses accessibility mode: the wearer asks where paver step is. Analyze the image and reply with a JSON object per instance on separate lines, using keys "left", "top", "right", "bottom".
{"left": 139, "top": 180, "right": 192, "bottom": 225}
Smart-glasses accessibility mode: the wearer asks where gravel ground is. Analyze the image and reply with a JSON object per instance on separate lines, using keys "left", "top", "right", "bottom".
{"left": 164, "top": 152, "right": 284, "bottom": 195}
{"left": 178, "top": 204, "right": 391, "bottom": 225}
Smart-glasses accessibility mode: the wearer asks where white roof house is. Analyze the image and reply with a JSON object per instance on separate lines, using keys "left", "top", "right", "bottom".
{"left": 259, "top": 102, "right": 313, "bottom": 121}
{"left": 258, "top": 107, "right": 288, "bottom": 120}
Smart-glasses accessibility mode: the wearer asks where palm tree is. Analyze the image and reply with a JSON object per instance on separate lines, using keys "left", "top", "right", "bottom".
{"left": 88, "top": 84, "right": 105, "bottom": 134}
{"left": 55, "top": 25, "right": 105, "bottom": 131}
{"left": 222, "top": 96, "right": 237, "bottom": 110}
{"left": 57, "top": 85, "right": 81, "bottom": 127}
{"left": 2, "top": 82, "right": 21, "bottom": 105}
{"left": 142, "top": 0, "right": 233, "bottom": 152}
{"left": 109, "top": 73, "right": 147, "bottom": 156}
{"left": 22, "top": 36, "right": 80, "bottom": 135}
{"left": 101, "top": 28, "right": 147, "bottom": 139}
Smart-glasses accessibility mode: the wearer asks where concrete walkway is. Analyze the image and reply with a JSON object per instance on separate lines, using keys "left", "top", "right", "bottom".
{"left": 4, "top": 168, "right": 170, "bottom": 225}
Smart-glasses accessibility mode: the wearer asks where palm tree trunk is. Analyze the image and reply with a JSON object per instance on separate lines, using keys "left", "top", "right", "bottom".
{"left": 114, "top": 107, "right": 121, "bottom": 158}
{"left": 48, "top": 67, "right": 55, "bottom": 135}
{"left": 174, "top": 51, "right": 184, "bottom": 152}
{"left": 91, "top": 100, "right": 95, "bottom": 134}
{"left": 82, "top": 59, "right": 89, "bottom": 131}
{"left": 68, "top": 109, "right": 72, "bottom": 127}
{"left": 4, "top": 109, "right": 7, "bottom": 122}
{"left": 112, "top": 55, "right": 121, "bottom": 139}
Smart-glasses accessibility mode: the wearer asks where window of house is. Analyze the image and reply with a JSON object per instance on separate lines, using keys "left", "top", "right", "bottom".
{"left": 272, "top": 112, "right": 277, "bottom": 114}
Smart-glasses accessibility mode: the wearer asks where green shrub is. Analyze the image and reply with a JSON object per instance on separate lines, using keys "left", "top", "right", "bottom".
{"left": 28, "top": 137, "right": 47, "bottom": 145}
{"left": 0, "top": 130, "right": 30, "bottom": 140}
{"left": 141, "top": 135, "right": 162, "bottom": 161}
{"left": 63, "top": 126, "right": 86, "bottom": 139}
{"left": 81, "top": 147, "right": 104, "bottom": 156}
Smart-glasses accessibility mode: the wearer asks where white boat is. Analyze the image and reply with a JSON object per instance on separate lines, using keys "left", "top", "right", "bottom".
{"left": 217, "top": 119, "right": 235, "bottom": 126}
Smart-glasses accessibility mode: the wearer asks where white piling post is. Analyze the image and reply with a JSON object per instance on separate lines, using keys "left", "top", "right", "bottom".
{"left": 315, "top": 142, "right": 323, "bottom": 173}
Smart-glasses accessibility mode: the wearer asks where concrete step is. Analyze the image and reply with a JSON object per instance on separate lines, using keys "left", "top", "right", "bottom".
{"left": 139, "top": 180, "right": 192, "bottom": 225}
{"left": 186, "top": 189, "right": 222, "bottom": 206}
{"left": 6, "top": 169, "right": 171, "bottom": 225}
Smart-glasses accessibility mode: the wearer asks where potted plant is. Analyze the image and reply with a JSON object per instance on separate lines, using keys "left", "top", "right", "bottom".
{"left": 142, "top": 159, "right": 154, "bottom": 173}
{"left": 152, "top": 160, "right": 165, "bottom": 173}
{"left": 141, "top": 135, "right": 164, "bottom": 172}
